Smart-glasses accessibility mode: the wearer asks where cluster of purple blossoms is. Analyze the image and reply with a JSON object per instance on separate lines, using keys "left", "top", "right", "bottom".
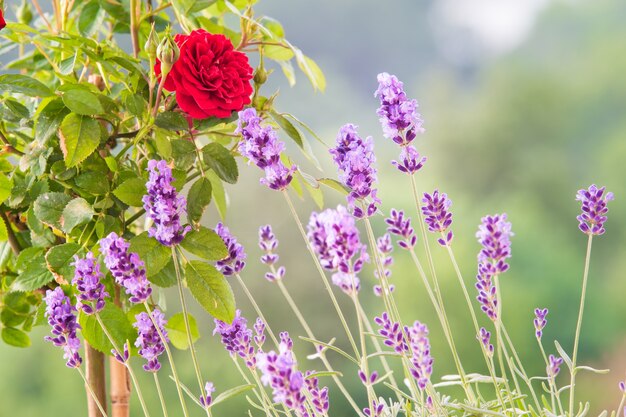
{"left": 100, "top": 232, "right": 152, "bottom": 304}
{"left": 72, "top": 252, "right": 108, "bottom": 315}
{"left": 422, "top": 190, "right": 454, "bottom": 246}
{"left": 330, "top": 124, "right": 380, "bottom": 218}
{"left": 476, "top": 263, "right": 499, "bottom": 321}
{"left": 534, "top": 308, "right": 549, "bottom": 339}
{"left": 477, "top": 327, "right": 494, "bottom": 357}
{"left": 305, "top": 371, "right": 330, "bottom": 415}
{"left": 373, "top": 233, "right": 395, "bottom": 296}
{"left": 408, "top": 321, "right": 433, "bottom": 390}
{"left": 254, "top": 317, "right": 266, "bottom": 348}
{"left": 393, "top": 146, "right": 427, "bottom": 175}
{"left": 257, "top": 335, "right": 307, "bottom": 416}
{"left": 112, "top": 342, "right": 130, "bottom": 364}
{"left": 576, "top": 184, "right": 614, "bottom": 235}
{"left": 364, "top": 400, "right": 385, "bottom": 417}
{"left": 215, "top": 223, "right": 246, "bottom": 276}
{"left": 199, "top": 382, "right": 215, "bottom": 409}
{"left": 385, "top": 209, "right": 417, "bottom": 250}
{"left": 307, "top": 205, "right": 368, "bottom": 295}
{"left": 134, "top": 309, "right": 169, "bottom": 372}
{"left": 143, "top": 159, "right": 191, "bottom": 246}
{"left": 236, "top": 108, "right": 296, "bottom": 190}
{"left": 214, "top": 310, "right": 256, "bottom": 368}
{"left": 375, "top": 312, "right": 408, "bottom": 354}
{"left": 259, "top": 225, "right": 286, "bottom": 282}
{"left": 44, "top": 287, "right": 82, "bottom": 368}
{"left": 547, "top": 354, "right": 563, "bottom": 379}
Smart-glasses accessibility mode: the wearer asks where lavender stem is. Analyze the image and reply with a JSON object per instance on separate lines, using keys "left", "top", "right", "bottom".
{"left": 77, "top": 367, "right": 110, "bottom": 417}
{"left": 153, "top": 373, "right": 170, "bottom": 417}
{"left": 235, "top": 273, "right": 280, "bottom": 347}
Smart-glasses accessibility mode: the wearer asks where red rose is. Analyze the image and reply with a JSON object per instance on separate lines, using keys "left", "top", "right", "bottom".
{"left": 155, "top": 30, "right": 254, "bottom": 120}
{"left": 0, "top": 9, "right": 6, "bottom": 31}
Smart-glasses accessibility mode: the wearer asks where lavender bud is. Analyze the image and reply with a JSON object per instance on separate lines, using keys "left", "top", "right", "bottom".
{"left": 305, "top": 371, "right": 330, "bottom": 415}
{"left": 199, "top": 382, "right": 215, "bottom": 409}
{"left": 214, "top": 223, "right": 246, "bottom": 276}
{"left": 533, "top": 308, "right": 548, "bottom": 339}
{"left": 547, "top": 354, "right": 563, "bottom": 379}
{"left": 576, "top": 184, "right": 614, "bottom": 235}
{"left": 407, "top": 321, "right": 433, "bottom": 390}
{"left": 112, "top": 342, "right": 130, "bottom": 364}
{"left": 392, "top": 145, "right": 427, "bottom": 175}
{"left": 476, "top": 263, "right": 499, "bottom": 321}
{"left": 72, "top": 252, "right": 108, "bottom": 315}
{"left": 374, "top": 312, "right": 408, "bottom": 354}
{"left": 134, "top": 309, "right": 168, "bottom": 373}
{"left": 476, "top": 213, "right": 513, "bottom": 274}
{"left": 214, "top": 310, "right": 256, "bottom": 369}
{"left": 259, "top": 224, "right": 286, "bottom": 282}
{"left": 385, "top": 209, "right": 417, "bottom": 249}
{"left": 254, "top": 317, "right": 266, "bottom": 348}
{"left": 364, "top": 399, "right": 385, "bottom": 417}
{"left": 422, "top": 190, "right": 454, "bottom": 246}
{"left": 477, "top": 327, "right": 494, "bottom": 358}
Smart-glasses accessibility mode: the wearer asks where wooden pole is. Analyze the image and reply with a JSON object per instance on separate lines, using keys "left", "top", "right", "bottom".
{"left": 110, "top": 287, "right": 131, "bottom": 417}
{"left": 85, "top": 343, "right": 108, "bottom": 417}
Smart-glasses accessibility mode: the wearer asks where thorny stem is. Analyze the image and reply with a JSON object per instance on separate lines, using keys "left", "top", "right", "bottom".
{"left": 235, "top": 273, "right": 280, "bottom": 347}
{"left": 569, "top": 234, "right": 594, "bottom": 417}
{"left": 77, "top": 367, "right": 110, "bottom": 417}
{"left": 153, "top": 373, "right": 169, "bottom": 417}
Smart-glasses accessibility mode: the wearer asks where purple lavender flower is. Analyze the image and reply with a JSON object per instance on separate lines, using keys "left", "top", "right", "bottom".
{"left": 257, "top": 335, "right": 307, "bottom": 415}
{"left": 305, "top": 371, "right": 330, "bottom": 415}
{"left": 576, "top": 184, "right": 614, "bottom": 235}
{"left": 408, "top": 321, "right": 433, "bottom": 390}
{"left": 307, "top": 205, "right": 368, "bottom": 295}
{"left": 112, "top": 342, "right": 130, "bottom": 364}
{"left": 259, "top": 225, "right": 286, "bottom": 282}
{"left": 547, "top": 354, "right": 563, "bottom": 379}
{"left": 214, "top": 310, "right": 256, "bottom": 368}
{"left": 254, "top": 317, "right": 266, "bottom": 348}
{"left": 72, "top": 252, "right": 108, "bottom": 315}
{"left": 134, "top": 309, "right": 168, "bottom": 372}
{"left": 236, "top": 108, "right": 296, "bottom": 190}
{"left": 330, "top": 124, "right": 380, "bottom": 218}
{"left": 374, "top": 72, "right": 424, "bottom": 145}
{"left": 44, "top": 287, "right": 82, "bottom": 368}
{"left": 100, "top": 232, "right": 152, "bottom": 304}
{"left": 477, "top": 327, "right": 494, "bottom": 357}
{"left": 476, "top": 263, "right": 499, "bottom": 321}
{"left": 364, "top": 399, "right": 385, "bottom": 417}
{"left": 374, "top": 312, "right": 408, "bottom": 354}
{"left": 619, "top": 380, "right": 625, "bottom": 394}
{"left": 385, "top": 209, "right": 417, "bottom": 249}
{"left": 199, "top": 382, "right": 215, "bottom": 409}
{"left": 215, "top": 223, "right": 246, "bottom": 276}
{"left": 373, "top": 233, "right": 395, "bottom": 296}
{"left": 392, "top": 145, "right": 427, "bottom": 175}
{"left": 422, "top": 190, "right": 454, "bottom": 246}
{"left": 476, "top": 214, "right": 513, "bottom": 274}
{"left": 533, "top": 308, "right": 548, "bottom": 339}
{"left": 358, "top": 370, "right": 379, "bottom": 386}
{"left": 142, "top": 160, "right": 191, "bottom": 246}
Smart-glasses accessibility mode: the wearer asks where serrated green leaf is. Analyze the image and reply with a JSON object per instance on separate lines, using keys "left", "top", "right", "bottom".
{"left": 75, "top": 171, "right": 110, "bottom": 195}
{"left": 61, "top": 198, "right": 94, "bottom": 233}
{"left": 122, "top": 91, "right": 145, "bottom": 117}
{"left": 62, "top": 89, "right": 104, "bottom": 116}
{"left": 0, "top": 74, "right": 53, "bottom": 97}
{"left": 59, "top": 113, "right": 101, "bottom": 168}
{"left": 155, "top": 111, "right": 189, "bottom": 131}
{"left": 172, "top": 140, "right": 197, "bottom": 170}
{"left": 129, "top": 232, "right": 170, "bottom": 277}
{"left": 181, "top": 227, "right": 227, "bottom": 261}
{"left": 206, "top": 171, "right": 227, "bottom": 220}
{"left": 16, "top": 247, "right": 45, "bottom": 271}
{"left": 33, "top": 192, "right": 72, "bottom": 229}
{"left": 203, "top": 143, "right": 238, "bottom": 184}
{"left": 149, "top": 259, "right": 177, "bottom": 288}
{"left": 185, "top": 261, "right": 235, "bottom": 323}
{"left": 35, "top": 98, "right": 69, "bottom": 143}
{"left": 79, "top": 304, "right": 136, "bottom": 354}
{"left": 164, "top": 312, "right": 200, "bottom": 350}
{"left": 187, "top": 177, "right": 212, "bottom": 225}
{"left": 46, "top": 243, "right": 83, "bottom": 281}
{"left": 113, "top": 177, "right": 146, "bottom": 207}
{"left": 1, "top": 327, "right": 31, "bottom": 348}
{"left": 11, "top": 256, "right": 54, "bottom": 292}
{"left": 79, "top": 1, "right": 104, "bottom": 37}
{"left": 58, "top": 52, "right": 78, "bottom": 76}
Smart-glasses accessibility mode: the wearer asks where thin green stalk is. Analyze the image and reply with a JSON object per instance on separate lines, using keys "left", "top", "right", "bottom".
{"left": 569, "top": 234, "right": 594, "bottom": 417}
{"left": 153, "top": 373, "right": 170, "bottom": 417}
{"left": 143, "top": 301, "right": 191, "bottom": 417}
{"left": 235, "top": 273, "right": 280, "bottom": 347}
{"left": 282, "top": 190, "right": 360, "bottom": 358}
{"left": 538, "top": 340, "right": 561, "bottom": 415}
{"left": 95, "top": 314, "right": 151, "bottom": 417}
{"left": 230, "top": 357, "right": 278, "bottom": 417}
{"left": 172, "top": 247, "right": 211, "bottom": 417}
{"left": 350, "top": 288, "right": 375, "bottom": 405}
{"left": 495, "top": 324, "right": 517, "bottom": 412}
{"left": 502, "top": 326, "right": 541, "bottom": 411}
{"left": 77, "top": 367, "right": 110, "bottom": 417}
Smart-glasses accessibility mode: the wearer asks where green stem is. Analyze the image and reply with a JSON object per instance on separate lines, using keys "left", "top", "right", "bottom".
{"left": 569, "top": 234, "right": 594, "bottom": 417}
{"left": 77, "top": 367, "right": 110, "bottom": 417}
{"left": 235, "top": 273, "right": 280, "bottom": 347}
{"left": 153, "top": 373, "right": 170, "bottom": 417}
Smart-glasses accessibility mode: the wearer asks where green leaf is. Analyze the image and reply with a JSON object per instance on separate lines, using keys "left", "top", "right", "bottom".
{"left": 181, "top": 227, "right": 227, "bottom": 261}
{"left": 113, "top": 177, "right": 146, "bottom": 207}
{"left": 206, "top": 171, "right": 227, "bottom": 220}
{"left": 0, "top": 74, "right": 53, "bottom": 97}
{"left": 59, "top": 113, "right": 101, "bottom": 168}
{"left": 295, "top": 52, "right": 326, "bottom": 92}
{"left": 264, "top": 45, "right": 294, "bottom": 61}
{"left": 1, "top": 327, "right": 31, "bottom": 348}
{"left": 75, "top": 171, "right": 110, "bottom": 195}
{"left": 35, "top": 98, "right": 69, "bottom": 143}
{"left": 79, "top": 304, "right": 136, "bottom": 354}
{"left": 122, "top": 91, "right": 145, "bottom": 117}
{"left": 155, "top": 111, "right": 189, "bottom": 131}
{"left": 45, "top": 243, "right": 83, "bottom": 281}
{"left": 185, "top": 261, "right": 235, "bottom": 323}
{"left": 62, "top": 89, "right": 104, "bottom": 116}
{"left": 554, "top": 341, "right": 573, "bottom": 373}
{"left": 318, "top": 178, "right": 350, "bottom": 195}
{"left": 11, "top": 256, "right": 54, "bottom": 292}
{"left": 0, "top": 171, "right": 11, "bottom": 204}
{"left": 171, "top": 140, "right": 197, "bottom": 170}
{"left": 164, "top": 312, "right": 200, "bottom": 350}
{"left": 0, "top": 218, "right": 7, "bottom": 242}
{"left": 187, "top": 177, "right": 212, "bottom": 225}
{"left": 61, "top": 198, "right": 94, "bottom": 233}
{"left": 149, "top": 259, "right": 177, "bottom": 288}
{"left": 79, "top": 1, "right": 104, "bottom": 37}
{"left": 212, "top": 384, "right": 255, "bottom": 407}
{"left": 33, "top": 192, "right": 72, "bottom": 229}
{"left": 129, "top": 232, "right": 170, "bottom": 277}
{"left": 269, "top": 111, "right": 303, "bottom": 147}
{"left": 58, "top": 52, "right": 78, "bottom": 76}
{"left": 202, "top": 143, "right": 238, "bottom": 184}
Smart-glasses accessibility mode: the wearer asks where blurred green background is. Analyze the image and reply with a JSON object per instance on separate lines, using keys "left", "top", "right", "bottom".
{"left": 1, "top": 0, "right": 625, "bottom": 415}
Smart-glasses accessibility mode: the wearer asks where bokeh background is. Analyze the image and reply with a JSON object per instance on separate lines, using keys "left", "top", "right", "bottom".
{"left": 1, "top": 0, "right": 625, "bottom": 415}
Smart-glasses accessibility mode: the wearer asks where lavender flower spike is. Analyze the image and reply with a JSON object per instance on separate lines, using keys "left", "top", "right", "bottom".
{"left": 142, "top": 159, "right": 191, "bottom": 246}
{"left": 422, "top": 190, "right": 454, "bottom": 246}
{"left": 100, "top": 232, "right": 152, "bottom": 304}
{"left": 330, "top": 124, "right": 380, "bottom": 218}
{"left": 547, "top": 354, "right": 563, "bottom": 379}
{"left": 236, "top": 108, "right": 296, "bottom": 190}
{"left": 214, "top": 310, "right": 256, "bottom": 369}
{"left": 408, "top": 320, "right": 433, "bottom": 390}
{"left": 199, "top": 382, "right": 215, "bottom": 409}
{"left": 576, "top": 184, "right": 614, "bottom": 235}
{"left": 259, "top": 224, "right": 286, "bottom": 282}
{"left": 373, "top": 233, "right": 395, "bottom": 296}
{"left": 215, "top": 222, "right": 246, "bottom": 276}
{"left": 477, "top": 213, "right": 513, "bottom": 274}
{"left": 476, "top": 263, "right": 499, "bottom": 321}
{"left": 392, "top": 145, "right": 427, "bottom": 175}
{"left": 374, "top": 72, "right": 425, "bottom": 145}
{"left": 534, "top": 308, "right": 548, "bottom": 339}
{"left": 134, "top": 309, "right": 169, "bottom": 372}
{"left": 44, "top": 287, "right": 82, "bottom": 368}
{"left": 72, "top": 252, "right": 108, "bottom": 315}
{"left": 375, "top": 312, "right": 408, "bottom": 354}
{"left": 385, "top": 209, "right": 417, "bottom": 249}
{"left": 305, "top": 371, "right": 330, "bottom": 415}
{"left": 477, "top": 327, "right": 494, "bottom": 357}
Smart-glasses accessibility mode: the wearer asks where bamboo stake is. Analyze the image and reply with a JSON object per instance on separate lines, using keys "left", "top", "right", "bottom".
{"left": 85, "top": 343, "right": 108, "bottom": 417}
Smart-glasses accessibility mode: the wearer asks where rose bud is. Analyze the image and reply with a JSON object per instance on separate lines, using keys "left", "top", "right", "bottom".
{"left": 157, "top": 33, "right": 180, "bottom": 78}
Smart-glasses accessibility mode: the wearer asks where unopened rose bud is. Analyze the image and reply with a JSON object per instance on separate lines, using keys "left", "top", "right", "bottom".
{"left": 88, "top": 74, "right": 105, "bottom": 91}
{"left": 253, "top": 67, "right": 267, "bottom": 85}
{"left": 17, "top": 0, "right": 33, "bottom": 25}
{"left": 157, "top": 32, "right": 179, "bottom": 78}
{"left": 145, "top": 23, "right": 159, "bottom": 62}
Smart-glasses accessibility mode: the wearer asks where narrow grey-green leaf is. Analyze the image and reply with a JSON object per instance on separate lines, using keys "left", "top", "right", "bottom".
{"left": 164, "top": 312, "right": 200, "bottom": 350}
{"left": 59, "top": 113, "right": 101, "bottom": 168}
{"left": 33, "top": 192, "right": 72, "bottom": 229}
{"left": 185, "top": 261, "right": 235, "bottom": 323}
{"left": 202, "top": 143, "right": 238, "bottom": 184}
{"left": 62, "top": 89, "right": 104, "bottom": 116}
{"left": 181, "top": 226, "right": 227, "bottom": 261}
{"left": 113, "top": 177, "right": 146, "bottom": 207}
{"left": 212, "top": 384, "right": 255, "bottom": 407}
{"left": 60, "top": 198, "right": 94, "bottom": 233}
{"left": 187, "top": 177, "right": 212, "bottom": 225}
{"left": 129, "top": 232, "right": 170, "bottom": 277}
